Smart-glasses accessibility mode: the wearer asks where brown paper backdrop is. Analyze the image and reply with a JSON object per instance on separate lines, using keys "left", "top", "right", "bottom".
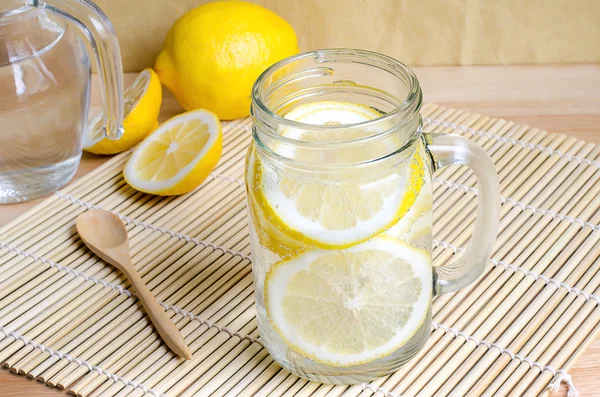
{"left": 97, "top": 0, "right": 600, "bottom": 72}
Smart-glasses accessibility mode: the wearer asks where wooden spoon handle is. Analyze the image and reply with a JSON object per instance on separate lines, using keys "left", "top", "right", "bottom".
{"left": 127, "top": 270, "right": 192, "bottom": 359}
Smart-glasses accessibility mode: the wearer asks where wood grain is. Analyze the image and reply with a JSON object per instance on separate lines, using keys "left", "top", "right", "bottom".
{"left": 0, "top": 65, "right": 598, "bottom": 396}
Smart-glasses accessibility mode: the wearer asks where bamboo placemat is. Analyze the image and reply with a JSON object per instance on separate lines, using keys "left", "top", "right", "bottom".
{"left": 1, "top": 103, "right": 598, "bottom": 397}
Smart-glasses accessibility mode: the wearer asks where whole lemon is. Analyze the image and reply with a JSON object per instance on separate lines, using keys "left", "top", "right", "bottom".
{"left": 155, "top": 1, "right": 299, "bottom": 120}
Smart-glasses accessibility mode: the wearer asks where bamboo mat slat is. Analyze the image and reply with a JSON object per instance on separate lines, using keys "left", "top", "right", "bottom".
{"left": 0, "top": 106, "right": 598, "bottom": 397}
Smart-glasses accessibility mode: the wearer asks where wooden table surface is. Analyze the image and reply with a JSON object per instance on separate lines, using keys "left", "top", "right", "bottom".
{"left": 1, "top": 65, "right": 598, "bottom": 396}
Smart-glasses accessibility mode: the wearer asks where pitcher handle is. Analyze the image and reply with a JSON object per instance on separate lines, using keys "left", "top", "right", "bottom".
{"left": 424, "top": 132, "right": 501, "bottom": 294}
{"left": 32, "top": 0, "right": 124, "bottom": 139}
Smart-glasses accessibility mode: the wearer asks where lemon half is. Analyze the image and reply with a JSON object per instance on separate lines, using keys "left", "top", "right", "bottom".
{"left": 265, "top": 237, "right": 432, "bottom": 367}
{"left": 84, "top": 68, "right": 162, "bottom": 155}
{"left": 124, "top": 109, "right": 222, "bottom": 195}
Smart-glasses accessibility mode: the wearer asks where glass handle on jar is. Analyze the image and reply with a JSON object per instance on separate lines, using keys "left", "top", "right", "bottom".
{"left": 424, "top": 132, "right": 501, "bottom": 295}
{"left": 31, "top": 0, "right": 125, "bottom": 139}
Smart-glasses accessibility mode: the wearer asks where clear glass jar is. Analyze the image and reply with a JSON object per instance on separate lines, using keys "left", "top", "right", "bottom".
{"left": 246, "top": 49, "right": 501, "bottom": 384}
{"left": 0, "top": 0, "right": 124, "bottom": 203}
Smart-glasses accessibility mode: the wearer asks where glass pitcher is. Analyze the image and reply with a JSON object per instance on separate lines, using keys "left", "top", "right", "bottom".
{"left": 246, "top": 49, "right": 501, "bottom": 384}
{"left": 0, "top": 0, "right": 123, "bottom": 203}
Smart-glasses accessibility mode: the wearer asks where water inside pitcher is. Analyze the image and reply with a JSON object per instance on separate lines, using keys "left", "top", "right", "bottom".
{"left": 0, "top": 0, "right": 124, "bottom": 203}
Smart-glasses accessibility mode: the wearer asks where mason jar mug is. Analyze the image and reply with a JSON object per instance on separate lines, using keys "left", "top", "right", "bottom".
{"left": 245, "top": 49, "right": 501, "bottom": 384}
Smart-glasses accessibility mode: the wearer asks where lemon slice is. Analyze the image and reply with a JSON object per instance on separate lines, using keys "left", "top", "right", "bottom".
{"left": 277, "top": 101, "right": 386, "bottom": 161}
{"left": 253, "top": 100, "right": 424, "bottom": 248}
{"left": 386, "top": 145, "right": 433, "bottom": 246}
{"left": 84, "top": 69, "right": 162, "bottom": 155}
{"left": 124, "top": 109, "right": 222, "bottom": 195}
{"left": 403, "top": 211, "right": 432, "bottom": 241}
{"left": 386, "top": 170, "right": 432, "bottom": 239}
{"left": 283, "top": 101, "right": 383, "bottom": 134}
{"left": 246, "top": 148, "right": 305, "bottom": 257}
{"left": 249, "top": 148, "right": 424, "bottom": 254}
{"left": 258, "top": 161, "right": 421, "bottom": 248}
{"left": 265, "top": 237, "right": 432, "bottom": 367}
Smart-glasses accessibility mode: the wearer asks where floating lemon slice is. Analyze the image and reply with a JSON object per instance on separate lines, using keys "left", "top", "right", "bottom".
{"left": 386, "top": 168, "right": 432, "bottom": 240}
{"left": 84, "top": 68, "right": 162, "bottom": 155}
{"left": 246, "top": 148, "right": 306, "bottom": 257}
{"left": 283, "top": 101, "right": 383, "bottom": 134}
{"left": 124, "top": 109, "right": 222, "bottom": 195}
{"left": 265, "top": 237, "right": 432, "bottom": 367}
{"left": 403, "top": 211, "right": 432, "bottom": 241}
{"left": 253, "top": 100, "right": 424, "bottom": 249}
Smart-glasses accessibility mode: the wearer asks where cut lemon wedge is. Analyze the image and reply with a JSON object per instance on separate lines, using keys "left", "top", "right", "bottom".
{"left": 252, "top": 100, "right": 424, "bottom": 249}
{"left": 265, "top": 237, "right": 432, "bottom": 367}
{"left": 84, "top": 68, "right": 162, "bottom": 155}
{"left": 124, "top": 109, "right": 222, "bottom": 195}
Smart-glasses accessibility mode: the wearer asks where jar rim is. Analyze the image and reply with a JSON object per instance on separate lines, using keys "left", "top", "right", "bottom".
{"left": 251, "top": 48, "right": 423, "bottom": 150}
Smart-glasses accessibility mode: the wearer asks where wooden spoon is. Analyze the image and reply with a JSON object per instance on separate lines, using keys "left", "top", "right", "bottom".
{"left": 76, "top": 209, "right": 192, "bottom": 360}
